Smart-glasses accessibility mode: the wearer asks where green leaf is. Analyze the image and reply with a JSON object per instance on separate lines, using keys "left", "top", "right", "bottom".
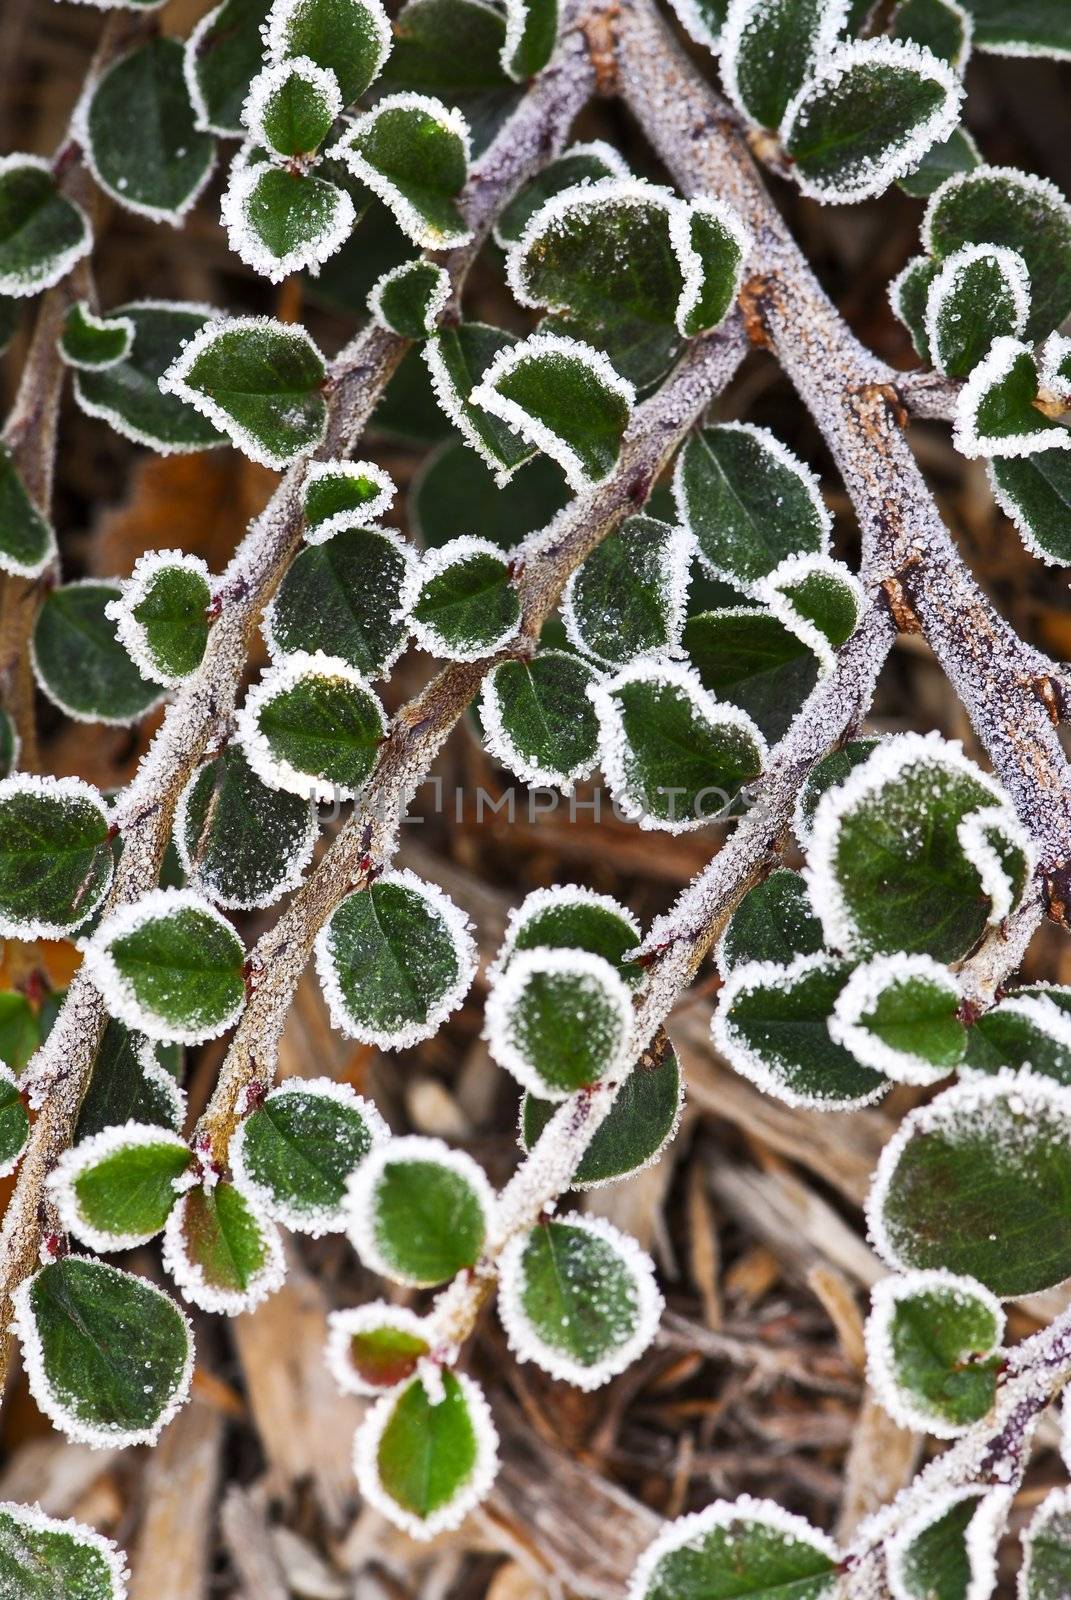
{"left": 793, "top": 737, "right": 881, "bottom": 846}
{"left": 405, "top": 536, "right": 520, "bottom": 659}
{"left": 13, "top": 1255, "right": 192, "bottom": 1447}
{"left": 758, "top": 555, "right": 862, "bottom": 665}
{"left": 890, "top": 255, "right": 938, "bottom": 360}
{"left": 868, "top": 1071, "right": 1071, "bottom": 1296}
{"left": 866, "top": 1271, "right": 1003, "bottom": 1436}
{"left": 493, "top": 140, "right": 629, "bottom": 247}
{"left": 481, "top": 649, "right": 601, "bottom": 789}
{"left": 781, "top": 37, "right": 962, "bottom": 204}
{"left": 74, "top": 301, "right": 229, "bottom": 453}
{"left": 0, "top": 1067, "right": 29, "bottom": 1179}
{"left": 892, "top": 0, "right": 972, "bottom": 68}
{"left": 0, "top": 991, "right": 41, "bottom": 1073}
{"left": 679, "top": 198, "right": 752, "bottom": 336}
{"left": 49, "top": 1124, "right": 192, "bottom": 1251}
{"left": 990, "top": 447, "right": 1071, "bottom": 564}
{"left": 806, "top": 732, "right": 1031, "bottom": 962}
{"left": 485, "top": 946, "right": 634, "bottom": 1098}
{"left": 231, "top": 1076, "right": 386, "bottom": 1233}
{"left": 331, "top": 93, "right": 472, "bottom": 247}
{"left": 953, "top": 337, "right": 1067, "bottom": 458}
{"left": 563, "top": 515, "right": 692, "bottom": 667}
{"left": 369, "top": 258, "right": 450, "bottom": 337}
{"left": 326, "top": 1301, "right": 431, "bottom": 1393}
{"left": 348, "top": 1135, "right": 492, "bottom": 1284}
{"left": 721, "top": 0, "right": 846, "bottom": 130}
{"left": 717, "top": 868, "right": 823, "bottom": 975}
{"left": 898, "top": 125, "right": 980, "bottom": 199}
{"left": 629, "top": 1496, "right": 839, "bottom": 1600}
{"left": 683, "top": 607, "right": 820, "bottom": 743}
{"left": 381, "top": 0, "right": 507, "bottom": 89}
{"left": 33, "top": 581, "right": 164, "bottom": 727}
{"left": 0, "top": 440, "right": 56, "bottom": 579}
{"left": 496, "top": 884, "right": 642, "bottom": 986}
{"left": 0, "top": 1501, "right": 127, "bottom": 1600}
{"left": 714, "top": 952, "right": 888, "bottom": 1108}
{"left": 163, "top": 1178, "right": 284, "bottom": 1314}
{"left": 590, "top": 660, "right": 767, "bottom": 832}
{"left": 924, "top": 165, "right": 1071, "bottom": 341}
{"left": 265, "top": 0, "right": 392, "bottom": 105}
{"left": 0, "top": 155, "right": 91, "bottom": 298}
{"left": 831, "top": 953, "right": 966, "bottom": 1084}
{"left": 673, "top": 423, "right": 830, "bottom": 591}
{"left": 959, "top": 0, "right": 1071, "bottom": 59}
{"left": 961, "top": 991, "right": 1071, "bottom": 1083}
{"left": 503, "top": 0, "right": 558, "bottom": 78}
{"left": 59, "top": 302, "right": 135, "bottom": 371}
{"left": 499, "top": 1214, "right": 661, "bottom": 1387}
{"left": 239, "top": 652, "right": 387, "bottom": 798}
{"left": 315, "top": 868, "right": 476, "bottom": 1047}
{"left": 303, "top": 457, "right": 395, "bottom": 535}
{"left": 264, "top": 524, "right": 415, "bottom": 676}
{"left": 222, "top": 161, "right": 356, "bottom": 282}
{"left": 108, "top": 550, "right": 212, "bottom": 686}
{"left": 888, "top": 1489, "right": 1009, "bottom": 1600}
{"left": 243, "top": 58, "right": 341, "bottom": 155}
{"left": 358, "top": 1368, "right": 497, "bottom": 1538}
{"left": 75, "top": 1018, "right": 184, "bottom": 1143}
{"left": 160, "top": 314, "right": 328, "bottom": 469}
{"left": 424, "top": 322, "right": 537, "bottom": 474}
{"left": 411, "top": 440, "right": 569, "bottom": 550}
{"left": 175, "top": 744, "right": 317, "bottom": 911}
{"left": 80, "top": 39, "right": 216, "bottom": 224}
{"left": 471, "top": 332, "right": 634, "bottom": 492}
{"left": 185, "top": 0, "right": 273, "bottom": 137}
{"left": 1022, "top": 1488, "right": 1071, "bottom": 1600}
{"left": 0, "top": 775, "right": 113, "bottom": 940}
{"left": 84, "top": 888, "right": 247, "bottom": 1045}
{"left": 925, "top": 244, "right": 1030, "bottom": 379}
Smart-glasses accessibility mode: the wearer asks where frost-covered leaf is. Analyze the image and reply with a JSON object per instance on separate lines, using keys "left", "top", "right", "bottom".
{"left": 185, "top": 0, "right": 273, "bottom": 137}
{"left": 520, "top": 1040, "right": 683, "bottom": 1188}
{"left": 959, "top": 0, "right": 1071, "bottom": 59}
{"left": 961, "top": 990, "right": 1071, "bottom": 1083}
{"left": 346, "top": 1135, "right": 493, "bottom": 1284}
{"left": 925, "top": 244, "right": 1030, "bottom": 378}
{"left": 73, "top": 301, "right": 228, "bottom": 453}
{"left": 369, "top": 258, "right": 450, "bottom": 337}
{"left": 499, "top": 1214, "right": 662, "bottom": 1388}
{"left": 889, "top": 255, "right": 938, "bottom": 360}
{"left": 989, "top": 448, "right": 1071, "bottom": 564}
{"left": 1039, "top": 332, "right": 1071, "bottom": 403}
{"left": 493, "top": 884, "right": 642, "bottom": 987}
{"left": 231, "top": 1076, "right": 387, "bottom": 1234}
{"left": 0, "top": 775, "right": 113, "bottom": 940}
{"left": 32, "top": 581, "right": 165, "bottom": 726}
{"left": 315, "top": 868, "right": 476, "bottom": 1047}
{"left": 78, "top": 39, "right": 216, "bottom": 224}
{"left": 923, "top": 165, "right": 1071, "bottom": 340}
{"left": 0, "top": 441, "right": 55, "bottom": 581}
{"left": 481, "top": 649, "right": 601, "bottom": 791}
{"left": 326, "top": 1301, "right": 431, "bottom": 1394}
{"left": 683, "top": 607, "right": 820, "bottom": 743}
{"left": 1022, "top": 1487, "right": 1071, "bottom": 1600}
{"left": 892, "top": 0, "right": 973, "bottom": 69}
{"left": 243, "top": 58, "right": 341, "bottom": 158}
{"left": 330, "top": 93, "right": 472, "bottom": 247}
{"left": 867, "top": 1070, "right": 1071, "bottom": 1296}
{"left": 502, "top": 0, "right": 557, "bottom": 78}
{"left": 379, "top": 0, "right": 511, "bottom": 101}
{"left": 355, "top": 1368, "right": 498, "bottom": 1540}
{"left": 830, "top": 953, "right": 965, "bottom": 1084}
{"left": 0, "top": 1501, "right": 128, "bottom": 1600}
{"left": 159, "top": 314, "right": 328, "bottom": 469}
{"left": 59, "top": 301, "right": 135, "bottom": 371}
{"left": 175, "top": 744, "right": 317, "bottom": 911}
{"left": 222, "top": 159, "right": 356, "bottom": 282}
{"left": 805, "top": 732, "right": 1032, "bottom": 962}
{"left": 163, "top": 1178, "right": 284, "bottom": 1314}
{"left": 493, "top": 140, "right": 629, "bottom": 247}
{"left": 673, "top": 423, "right": 830, "bottom": 591}
{"left": 866, "top": 1270, "right": 1003, "bottom": 1436}
{"left": 717, "top": 868, "right": 823, "bottom": 976}
{"left": 563, "top": 515, "right": 692, "bottom": 668}
{"left": 401, "top": 537, "right": 519, "bottom": 660}
{"left": 425, "top": 324, "right": 538, "bottom": 476}
{"left": 589, "top": 659, "right": 767, "bottom": 832}
{"left": 0, "top": 155, "right": 91, "bottom": 298}
{"left": 898, "top": 124, "right": 979, "bottom": 199}
{"left": 264, "top": 0, "right": 393, "bottom": 105}
{"left": 75, "top": 1019, "right": 185, "bottom": 1143}
{"left": 303, "top": 457, "right": 394, "bottom": 538}
{"left": 887, "top": 1487, "right": 1009, "bottom": 1600}
{"left": 793, "top": 737, "right": 881, "bottom": 846}
{"left": 48, "top": 1123, "right": 192, "bottom": 1251}
{"left": 627, "top": 1496, "right": 839, "bottom": 1600}
{"left": 237, "top": 651, "right": 387, "bottom": 800}
{"left": 713, "top": 952, "right": 888, "bottom": 1109}
{"left": 484, "top": 946, "right": 634, "bottom": 1098}
{"left": 12, "top": 1255, "right": 193, "bottom": 1447}
{"left": 84, "top": 888, "right": 246, "bottom": 1045}
{"left": 470, "top": 332, "right": 634, "bottom": 493}
{"left": 781, "top": 38, "right": 962, "bottom": 203}
{"left": 953, "top": 337, "right": 1068, "bottom": 459}
{"left": 720, "top": 0, "right": 846, "bottom": 131}
{"left": 107, "top": 550, "right": 212, "bottom": 687}
{"left": 264, "top": 524, "right": 415, "bottom": 676}
{"left": 756, "top": 554, "right": 863, "bottom": 669}
{"left": 0, "top": 1067, "right": 29, "bottom": 1179}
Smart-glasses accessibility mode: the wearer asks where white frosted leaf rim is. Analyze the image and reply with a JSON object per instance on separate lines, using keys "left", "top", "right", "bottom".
{"left": 395, "top": 534, "right": 519, "bottom": 662}
{"left": 329, "top": 92, "right": 473, "bottom": 248}
{"left": 887, "top": 1486, "right": 1011, "bottom": 1600}
{"left": 956, "top": 803, "right": 1035, "bottom": 925}
{"left": 953, "top": 337, "right": 1071, "bottom": 460}
{"left": 712, "top": 950, "right": 892, "bottom": 1110}
{"left": 325, "top": 1301, "right": 431, "bottom": 1396}
{"left": 173, "top": 751, "right": 319, "bottom": 912}
{"left": 479, "top": 649, "right": 601, "bottom": 794}
{"left": 1039, "top": 331, "right": 1071, "bottom": 402}
{"left": 865, "top": 1268, "right": 1004, "bottom": 1438}
{"left": 663, "top": 0, "right": 727, "bottom": 52}
{"left": 0, "top": 154, "right": 91, "bottom": 297}
{"left": 780, "top": 37, "right": 964, "bottom": 205}
{"left": 561, "top": 524, "right": 695, "bottom": 668}
{"left": 626, "top": 1494, "right": 840, "bottom": 1600}
{"left": 46, "top": 1120, "right": 191, "bottom": 1253}
{"left": 484, "top": 944, "right": 635, "bottom": 1100}
{"left": 159, "top": 313, "right": 329, "bottom": 470}
{"left": 344, "top": 1134, "right": 496, "bottom": 1286}
{"left": 353, "top": 1367, "right": 499, "bottom": 1539}
{"left": 11, "top": 1255, "right": 194, "bottom": 1449}
{"left": 922, "top": 164, "right": 1071, "bottom": 255}
{"left": 470, "top": 330, "right": 636, "bottom": 494}
{"left": 829, "top": 953, "right": 962, "bottom": 1086}
{"left": 422, "top": 332, "right": 531, "bottom": 477}
{"left": 1020, "top": 1486, "right": 1071, "bottom": 1600}
{"left": 229, "top": 1075, "right": 389, "bottom": 1236}
{"left": 236, "top": 648, "right": 388, "bottom": 802}
{"left": 924, "top": 243, "right": 1031, "bottom": 379}
{"left": 754, "top": 552, "right": 864, "bottom": 675}
{"left": 183, "top": 1, "right": 242, "bottom": 136}
{"left": 0, "top": 773, "right": 113, "bottom": 940}
{"left": 588, "top": 657, "right": 769, "bottom": 834}
{"left": 488, "top": 882, "right": 641, "bottom": 986}
{"left": 314, "top": 866, "right": 478, "bottom": 1049}
{"left": 302, "top": 456, "right": 395, "bottom": 540}
{"left": 490, "top": 139, "right": 631, "bottom": 248}
{"left": 161, "top": 1182, "right": 286, "bottom": 1315}
{"left": 263, "top": 0, "right": 394, "bottom": 97}
{"left": 104, "top": 548, "right": 212, "bottom": 688}
{"left": 59, "top": 302, "right": 136, "bottom": 371}
{"left": 220, "top": 157, "right": 356, "bottom": 284}
{"left": 668, "top": 193, "right": 752, "bottom": 335}
{"left": 719, "top": 0, "right": 850, "bottom": 128}
{"left": 0, "top": 1501, "right": 130, "bottom": 1597}
{"left": 497, "top": 1211, "right": 663, "bottom": 1390}
{"left": 368, "top": 258, "right": 451, "bottom": 335}
{"left": 240, "top": 55, "right": 342, "bottom": 152}
{"left": 803, "top": 730, "right": 1021, "bottom": 958}
{"left": 82, "top": 886, "right": 246, "bottom": 1045}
